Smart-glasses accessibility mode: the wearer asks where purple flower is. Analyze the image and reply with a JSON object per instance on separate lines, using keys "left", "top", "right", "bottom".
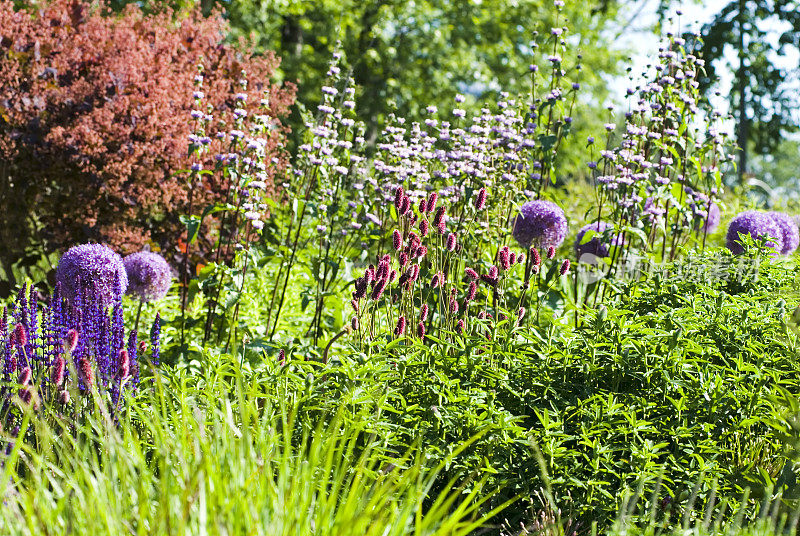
{"left": 726, "top": 211, "right": 783, "bottom": 255}
{"left": 574, "top": 221, "right": 624, "bottom": 260}
{"left": 512, "top": 200, "right": 568, "bottom": 249}
{"left": 699, "top": 202, "right": 721, "bottom": 233}
{"left": 123, "top": 252, "right": 173, "bottom": 303}
{"left": 150, "top": 313, "right": 161, "bottom": 366}
{"left": 768, "top": 212, "right": 799, "bottom": 254}
{"left": 56, "top": 244, "right": 128, "bottom": 307}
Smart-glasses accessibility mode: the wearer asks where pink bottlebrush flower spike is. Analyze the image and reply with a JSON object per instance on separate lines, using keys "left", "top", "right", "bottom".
{"left": 433, "top": 206, "right": 446, "bottom": 234}
{"left": 18, "top": 367, "right": 31, "bottom": 387}
{"left": 79, "top": 357, "right": 94, "bottom": 388}
{"left": 419, "top": 219, "right": 429, "bottom": 237}
{"left": 64, "top": 329, "right": 79, "bottom": 354}
{"left": 449, "top": 297, "right": 459, "bottom": 315}
{"left": 50, "top": 356, "right": 66, "bottom": 387}
{"left": 474, "top": 187, "right": 487, "bottom": 210}
{"left": 530, "top": 246, "right": 541, "bottom": 267}
{"left": 426, "top": 192, "right": 438, "bottom": 213}
{"left": 446, "top": 233, "right": 457, "bottom": 252}
{"left": 395, "top": 316, "right": 406, "bottom": 337}
{"left": 117, "top": 349, "right": 130, "bottom": 379}
{"left": 400, "top": 195, "right": 411, "bottom": 215}
{"left": 11, "top": 324, "right": 27, "bottom": 348}
{"left": 466, "top": 281, "right": 478, "bottom": 302}
{"left": 394, "top": 186, "right": 405, "bottom": 211}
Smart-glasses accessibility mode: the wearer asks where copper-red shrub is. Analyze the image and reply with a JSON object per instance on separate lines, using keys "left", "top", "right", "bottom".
{"left": 0, "top": 0, "right": 294, "bottom": 267}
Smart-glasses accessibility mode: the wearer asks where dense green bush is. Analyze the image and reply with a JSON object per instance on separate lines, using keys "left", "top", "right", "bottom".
{"left": 284, "top": 252, "right": 800, "bottom": 530}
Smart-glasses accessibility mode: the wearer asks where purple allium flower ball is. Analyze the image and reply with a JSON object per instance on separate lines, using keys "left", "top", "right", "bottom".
{"left": 512, "top": 200, "right": 567, "bottom": 249}
{"left": 701, "top": 202, "right": 721, "bottom": 233}
{"left": 725, "top": 211, "right": 783, "bottom": 255}
{"left": 574, "top": 221, "right": 624, "bottom": 260}
{"left": 123, "top": 251, "right": 173, "bottom": 303}
{"left": 56, "top": 244, "right": 128, "bottom": 306}
{"left": 768, "top": 212, "right": 799, "bottom": 254}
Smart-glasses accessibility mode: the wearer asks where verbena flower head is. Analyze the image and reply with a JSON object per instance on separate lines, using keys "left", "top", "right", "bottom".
{"left": 574, "top": 221, "right": 623, "bottom": 260}
{"left": 123, "top": 251, "right": 173, "bottom": 302}
{"left": 726, "top": 211, "right": 783, "bottom": 255}
{"left": 55, "top": 244, "right": 128, "bottom": 306}
{"left": 768, "top": 212, "right": 799, "bottom": 255}
{"left": 512, "top": 200, "right": 567, "bottom": 249}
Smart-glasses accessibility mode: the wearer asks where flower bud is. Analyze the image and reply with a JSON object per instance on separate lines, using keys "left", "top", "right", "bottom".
{"left": 64, "top": 329, "right": 79, "bottom": 354}
{"left": 11, "top": 324, "right": 27, "bottom": 348}
{"left": 433, "top": 205, "right": 446, "bottom": 229}
{"left": 392, "top": 230, "right": 403, "bottom": 251}
{"left": 446, "top": 233, "right": 457, "bottom": 252}
{"left": 395, "top": 316, "right": 406, "bottom": 337}
{"left": 117, "top": 349, "right": 130, "bottom": 379}
{"left": 50, "top": 356, "right": 66, "bottom": 387}
{"left": 420, "top": 304, "right": 429, "bottom": 322}
{"left": 474, "top": 187, "right": 487, "bottom": 210}
{"left": 547, "top": 246, "right": 556, "bottom": 259}
{"left": 530, "top": 246, "right": 541, "bottom": 267}
{"left": 466, "top": 281, "right": 478, "bottom": 302}
{"left": 559, "top": 259, "right": 571, "bottom": 275}
{"left": 426, "top": 192, "right": 438, "bottom": 213}
{"left": 449, "top": 298, "right": 459, "bottom": 314}
{"left": 18, "top": 367, "right": 31, "bottom": 386}
{"left": 400, "top": 195, "right": 411, "bottom": 215}
{"left": 394, "top": 186, "right": 404, "bottom": 211}
{"left": 79, "top": 356, "right": 94, "bottom": 388}
{"left": 419, "top": 219, "right": 429, "bottom": 237}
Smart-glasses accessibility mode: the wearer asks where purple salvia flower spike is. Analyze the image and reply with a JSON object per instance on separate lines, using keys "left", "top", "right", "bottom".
{"left": 150, "top": 313, "right": 161, "bottom": 367}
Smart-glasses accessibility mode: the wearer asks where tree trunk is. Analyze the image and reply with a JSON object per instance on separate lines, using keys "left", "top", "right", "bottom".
{"left": 737, "top": 0, "right": 748, "bottom": 185}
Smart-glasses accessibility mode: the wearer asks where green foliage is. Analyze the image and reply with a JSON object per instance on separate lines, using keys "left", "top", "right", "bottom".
{"left": 303, "top": 251, "right": 800, "bottom": 529}
{"left": 110, "top": 0, "right": 632, "bottom": 176}
{"left": 688, "top": 0, "right": 800, "bottom": 178}
{"left": 0, "top": 353, "right": 506, "bottom": 535}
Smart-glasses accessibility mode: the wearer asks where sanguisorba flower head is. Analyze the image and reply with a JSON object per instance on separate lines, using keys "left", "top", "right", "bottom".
{"left": 768, "top": 212, "right": 799, "bottom": 255}
{"left": 574, "top": 221, "right": 624, "bottom": 260}
{"left": 56, "top": 243, "right": 128, "bottom": 306}
{"left": 726, "top": 211, "right": 784, "bottom": 255}
{"left": 123, "top": 251, "right": 173, "bottom": 302}
{"left": 512, "top": 200, "right": 568, "bottom": 250}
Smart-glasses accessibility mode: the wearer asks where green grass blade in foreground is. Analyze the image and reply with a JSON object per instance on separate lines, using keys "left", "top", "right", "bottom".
{"left": 0, "top": 357, "right": 507, "bottom": 535}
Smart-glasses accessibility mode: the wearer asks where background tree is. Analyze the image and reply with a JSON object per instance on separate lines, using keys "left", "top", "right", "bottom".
{"left": 106, "top": 0, "right": 640, "bottom": 176}
{"left": 0, "top": 0, "right": 294, "bottom": 294}
{"left": 687, "top": 0, "right": 800, "bottom": 184}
